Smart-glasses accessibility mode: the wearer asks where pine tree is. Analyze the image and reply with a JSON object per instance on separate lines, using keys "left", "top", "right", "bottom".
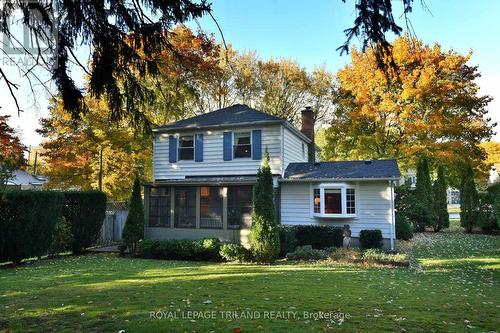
{"left": 460, "top": 165, "right": 479, "bottom": 233}
{"left": 250, "top": 150, "right": 280, "bottom": 263}
{"left": 122, "top": 176, "right": 145, "bottom": 253}
{"left": 432, "top": 165, "right": 449, "bottom": 232}
{"left": 411, "top": 157, "right": 434, "bottom": 231}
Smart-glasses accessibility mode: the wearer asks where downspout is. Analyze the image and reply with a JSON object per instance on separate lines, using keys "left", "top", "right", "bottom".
{"left": 389, "top": 180, "right": 395, "bottom": 251}
{"left": 280, "top": 125, "right": 285, "bottom": 177}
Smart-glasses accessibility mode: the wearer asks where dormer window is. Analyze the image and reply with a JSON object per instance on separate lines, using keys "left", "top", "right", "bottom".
{"left": 178, "top": 135, "right": 194, "bottom": 160}
{"left": 233, "top": 132, "right": 251, "bottom": 158}
{"left": 312, "top": 183, "right": 356, "bottom": 218}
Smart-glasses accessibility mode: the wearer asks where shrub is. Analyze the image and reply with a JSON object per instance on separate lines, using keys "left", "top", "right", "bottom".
{"left": 137, "top": 238, "right": 222, "bottom": 261}
{"left": 286, "top": 246, "right": 329, "bottom": 261}
{"left": 48, "top": 216, "right": 73, "bottom": 255}
{"left": 294, "top": 225, "right": 343, "bottom": 249}
{"left": 477, "top": 192, "right": 497, "bottom": 232}
{"left": 359, "top": 229, "right": 383, "bottom": 249}
{"left": 395, "top": 183, "right": 415, "bottom": 220}
{"left": 432, "top": 165, "right": 449, "bottom": 231}
{"left": 487, "top": 183, "right": 500, "bottom": 229}
{"left": 122, "top": 176, "right": 145, "bottom": 253}
{"left": 62, "top": 191, "right": 107, "bottom": 254}
{"left": 219, "top": 243, "right": 253, "bottom": 262}
{"left": 250, "top": 151, "right": 280, "bottom": 263}
{"left": 278, "top": 225, "right": 298, "bottom": 257}
{"left": 362, "top": 249, "right": 408, "bottom": 264}
{"left": 413, "top": 157, "right": 435, "bottom": 231}
{"left": 395, "top": 213, "right": 413, "bottom": 240}
{"left": 0, "top": 190, "right": 63, "bottom": 263}
{"left": 330, "top": 247, "right": 361, "bottom": 261}
{"left": 460, "top": 165, "right": 479, "bottom": 233}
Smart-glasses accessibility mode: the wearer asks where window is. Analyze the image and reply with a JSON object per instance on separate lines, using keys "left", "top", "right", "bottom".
{"left": 227, "top": 186, "right": 253, "bottom": 229}
{"left": 174, "top": 187, "right": 196, "bottom": 228}
{"left": 312, "top": 185, "right": 356, "bottom": 217}
{"left": 200, "top": 187, "right": 223, "bottom": 229}
{"left": 178, "top": 135, "right": 194, "bottom": 160}
{"left": 148, "top": 187, "right": 171, "bottom": 227}
{"left": 233, "top": 132, "right": 251, "bottom": 158}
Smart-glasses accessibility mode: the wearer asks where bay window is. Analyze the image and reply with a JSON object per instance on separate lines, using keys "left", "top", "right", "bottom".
{"left": 312, "top": 184, "right": 356, "bottom": 217}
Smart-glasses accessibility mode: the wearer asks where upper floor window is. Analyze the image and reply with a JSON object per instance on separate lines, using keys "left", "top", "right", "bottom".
{"left": 178, "top": 135, "right": 194, "bottom": 160}
{"left": 233, "top": 132, "right": 251, "bottom": 158}
{"left": 312, "top": 184, "right": 356, "bottom": 218}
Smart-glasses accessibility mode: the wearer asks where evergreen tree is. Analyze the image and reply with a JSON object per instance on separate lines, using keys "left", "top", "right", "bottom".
{"left": 250, "top": 151, "right": 280, "bottom": 263}
{"left": 412, "top": 157, "right": 434, "bottom": 231}
{"left": 432, "top": 165, "right": 450, "bottom": 232}
{"left": 122, "top": 176, "right": 145, "bottom": 253}
{"left": 460, "top": 165, "right": 479, "bottom": 233}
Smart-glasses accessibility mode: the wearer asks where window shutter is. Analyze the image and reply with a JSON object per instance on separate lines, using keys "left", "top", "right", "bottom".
{"left": 223, "top": 131, "right": 232, "bottom": 161}
{"left": 195, "top": 133, "right": 203, "bottom": 162}
{"left": 252, "top": 129, "right": 262, "bottom": 160}
{"left": 169, "top": 135, "right": 178, "bottom": 163}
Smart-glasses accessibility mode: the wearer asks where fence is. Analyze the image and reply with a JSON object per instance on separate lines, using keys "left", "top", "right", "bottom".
{"left": 97, "top": 202, "right": 129, "bottom": 245}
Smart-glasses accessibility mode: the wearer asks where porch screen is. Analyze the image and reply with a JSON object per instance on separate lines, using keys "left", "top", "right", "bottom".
{"left": 200, "top": 186, "right": 223, "bottom": 229}
{"left": 227, "top": 186, "right": 253, "bottom": 229}
{"left": 148, "top": 187, "right": 171, "bottom": 227}
{"left": 174, "top": 187, "right": 196, "bottom": 228}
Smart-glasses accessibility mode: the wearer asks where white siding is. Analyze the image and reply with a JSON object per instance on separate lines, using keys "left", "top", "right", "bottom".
{"left": 283, "top": 127, "right": 308, "bottom": 171}
{"left": 280, "top": 181, "right": 393, "bottom": 238}
{"left": 154, "top": 125, "right": 282, "bottom": 179}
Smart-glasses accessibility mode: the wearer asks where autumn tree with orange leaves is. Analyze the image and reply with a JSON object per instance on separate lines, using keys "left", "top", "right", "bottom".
{"left": 0, "top": 115, "right": 26, "bottom": 187}
{"left": 323, "top": 36, "right": 494, "bottom": 182}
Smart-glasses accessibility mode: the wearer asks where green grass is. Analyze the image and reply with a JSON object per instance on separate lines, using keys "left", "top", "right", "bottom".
{"left": 1, "top": 232, "right": 499, "bottom": 333}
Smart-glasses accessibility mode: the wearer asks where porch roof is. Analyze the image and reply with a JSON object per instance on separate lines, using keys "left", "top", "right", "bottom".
{"left": 147, "top": 176, "right": 257, "bottom": 186}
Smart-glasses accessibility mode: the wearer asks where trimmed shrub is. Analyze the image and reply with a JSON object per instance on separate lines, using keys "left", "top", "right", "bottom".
{"left": 49, "top": 216, "right": 73, "bottom": 255}
{"left": 395, "top": 213, "right": 413, "bottom": 240}
{"left": 122, "top": 176, "right": 145, "bottom": 253}
{"left": 432, "top": 165, "right": 449, "bottom": 231}
{"left": 294, "top": 225, "right": 343, "bottom": 249}
{"left": 278, "top": 225, "right": 298, "bottom": 257}
{"left": 0, "top": 190, "right": 63, "bottom": 263}
{"left": 137, "top": 238, "right": 222, "bottom": 261}
{"left": 62, "top": 191, "right": 107, "bottom": 253}
{"left": 286, "top": 246, "right": 329, "bottom": 261}
{"left": 478, "top": 192, "right": 497, "bottom": 232}
{"left": 250, "top": 151, "right": 280, "bottom": 263}
{"left": 362, "top": 249, "right": 409, "bottom": 265}
{"left": 219, "top": 243, "right": 253, "bottom": 262}
{"left": 359, "top": 229, "right": 383, "bottom": 249}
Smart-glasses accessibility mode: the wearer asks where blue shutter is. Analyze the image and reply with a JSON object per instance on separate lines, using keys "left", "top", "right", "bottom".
{"left": 195, "top": 133, "right": 203, "bottom": 162}
{"left": 223, "top": 131, "right": 232, "bottom": 161}
{"left": 252, "top": 129, "right": 262, "bottom": 160}
{"left": 169, "top": 135, "right": 178, "bottom": 163}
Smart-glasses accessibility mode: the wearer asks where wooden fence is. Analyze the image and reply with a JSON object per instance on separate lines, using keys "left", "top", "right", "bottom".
{"left": 97, "top": 202, "right": 129, "bottom": 245}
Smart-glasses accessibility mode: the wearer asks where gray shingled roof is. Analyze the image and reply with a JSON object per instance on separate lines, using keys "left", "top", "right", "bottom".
{"left": 155, "top": 104, "right": 283, "bottom": 131}
{"left": 284, "top": 160, "right": 400, "bottom": 180}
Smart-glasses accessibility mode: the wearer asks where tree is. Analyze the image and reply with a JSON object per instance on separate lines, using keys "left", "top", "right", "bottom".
{"left": 250, "top": 151, "right": 280, "bottom": 263}
{"left": 122, "top": 176, "right": 145, "bottom": 253}
{"left": 412, "top": 157, "right": 434, "bottom": 232}
{"left": 0, "top": 115, "right": 26, "bottom": 188}
{"left": 460, "top": 165, "right": 479, "bottom": 233}
{"left": 433, "top": 165, "right": 449, "bottom": 232}
{"left": 322, "top": 36, "right": 494, "bottom": 180}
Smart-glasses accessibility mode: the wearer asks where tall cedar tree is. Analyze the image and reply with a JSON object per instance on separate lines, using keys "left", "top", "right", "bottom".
{"left": 122, "top": 176, "right": 145, "bottom": 253}
{"left": 250, "top": 151, "right": 280, "bottom": 263}
{"left": 433, "top": 165, "right": 449, "bottom": 232}
{"left": 460, "top": 165, "right": 479, "bottom": 233}
{"left": 412, "top": 157, "right": 434, "bottom": 231}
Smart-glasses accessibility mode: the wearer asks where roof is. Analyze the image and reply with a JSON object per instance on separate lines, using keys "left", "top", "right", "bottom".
{"left": 283, "top": 160, "right": 400, "bottom": 180}
{"left": 153, "top": 104, "right": 312, "bottom": 143}
{"left": 6, "top": 170, "right": 48, "bottom": 186}
{"left": 148, "top": 176, "right": 257, "bottom": 186}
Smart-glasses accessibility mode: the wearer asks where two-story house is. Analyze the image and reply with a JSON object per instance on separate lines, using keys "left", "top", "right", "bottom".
{"left": 144, "top": 104, "right": 400, "bottom": 249}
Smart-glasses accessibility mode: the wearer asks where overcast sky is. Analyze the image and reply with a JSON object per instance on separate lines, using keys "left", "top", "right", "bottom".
{"left": 2, "top": 0, "right": 499, "bottom": 148}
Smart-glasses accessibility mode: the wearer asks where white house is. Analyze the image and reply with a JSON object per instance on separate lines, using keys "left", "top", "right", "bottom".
{"left": 144, "top": 104, "right": 400, "bottom": 249}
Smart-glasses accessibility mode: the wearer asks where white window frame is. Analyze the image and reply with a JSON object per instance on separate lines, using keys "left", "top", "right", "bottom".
{"left": 232, "top": 131, "right": 252, "bottom": 159}
{"left": 311, "top": 183, "right": 357, "bottom": 218}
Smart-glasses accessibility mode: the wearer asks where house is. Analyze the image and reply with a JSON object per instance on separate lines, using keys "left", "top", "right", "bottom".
{"left": 144, "top": 104, "right": 400, "bottom": 250}
{"left": 5, "top": 170, "right": 48, "bottom": 190}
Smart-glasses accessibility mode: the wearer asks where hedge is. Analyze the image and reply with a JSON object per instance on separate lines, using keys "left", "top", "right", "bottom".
{"left": 137, "top": 238, "right": 222, "bottom": 261}
{"left": 359, "top": 229, "right": 383, "bottom": 249}
{"left": 279, "top": 225, "right": 342, "bottom": 256}
{"left": 0, "top": 190, "right": 64, "bottom": 263}
{"left": 62, "top": 191, "right": 107, "bottom": 254}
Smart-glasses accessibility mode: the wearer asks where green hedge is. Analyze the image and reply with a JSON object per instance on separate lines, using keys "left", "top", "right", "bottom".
{"left": 219, "top": 243, "right": 253, "bottom": 262}
{"left": 395, "top": 213, "right": 413, "bottom": 240}
{"left": 279, "top": 225, "right": 342, "bottom": 256}
{"left": 62, "top": 191, "right": 107, "bottom": 254}
{"left": 137, "top": 238, "right": 222, "bottom": 261}
{"left": 0, "top": 190, "right": 64, "bottom": 263}
{"left": 359, "top": 229, "right": 383, "bottom": 249}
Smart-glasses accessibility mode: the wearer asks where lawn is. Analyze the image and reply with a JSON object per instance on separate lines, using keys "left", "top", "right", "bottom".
{"left": 1, "top": 232, "right": 499, "bottom": 333}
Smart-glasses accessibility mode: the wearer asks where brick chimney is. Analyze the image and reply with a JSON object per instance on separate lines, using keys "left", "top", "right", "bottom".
{"left": 301, "top": 106, "right": 315, "bottom": 163}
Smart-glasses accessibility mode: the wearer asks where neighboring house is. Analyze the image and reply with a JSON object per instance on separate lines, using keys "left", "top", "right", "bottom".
{"left": 488, "top": 163, "right": 500, "bottom": 185}
{"left": 144, "top": 104, "right": 400, "bottom": 250}
{"left": 5, "top": 169, "right": 48, "bottom": 190}
{"left": 400, "top": 168, "right": 461, "bottom": 205}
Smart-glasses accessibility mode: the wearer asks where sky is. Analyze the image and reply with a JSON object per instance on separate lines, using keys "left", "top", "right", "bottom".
{"left": 2, "top": 0, "right": 500, "bottom": 148}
